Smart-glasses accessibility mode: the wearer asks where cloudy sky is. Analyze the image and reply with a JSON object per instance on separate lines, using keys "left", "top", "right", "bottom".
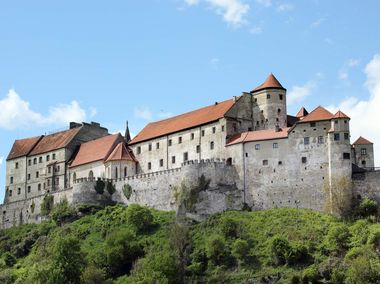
{"left": 0, "top": 1, "right": 380, "bottom": 199}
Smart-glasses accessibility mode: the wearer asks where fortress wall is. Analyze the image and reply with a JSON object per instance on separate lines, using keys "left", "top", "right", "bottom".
{"left": 352, "top": 171, "right": 380, "bottom": 203}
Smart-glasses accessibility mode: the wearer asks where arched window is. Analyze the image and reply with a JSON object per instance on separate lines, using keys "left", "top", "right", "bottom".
{"left": 115, "top": 167, "right": 118, "bottom": 179}
{"left": 88, "top": 170, "right": 94, "bottom": 179}
{"left": 124, "top": 167, "right": 127, "bottom": 177}
{"left": 73, "top": 172, "right": 76, "bottom": 182}
{"left": 226, "top": 157, "right": 232, "bottom": 166}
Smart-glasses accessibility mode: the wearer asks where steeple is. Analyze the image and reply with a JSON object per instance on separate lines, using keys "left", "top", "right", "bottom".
{"left": 251, "top": 73, "right": 286, "bottom": 93}
{"left": 124, "top": 121, "right": 131, "bottom": 143}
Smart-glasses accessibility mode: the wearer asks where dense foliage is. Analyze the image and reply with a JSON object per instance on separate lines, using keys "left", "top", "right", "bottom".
{"left": 0, "top": 198, "right": 380, "bottom": 283}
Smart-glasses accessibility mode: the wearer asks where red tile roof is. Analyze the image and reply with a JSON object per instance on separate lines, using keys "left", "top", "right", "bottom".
{"left": 105, "top": 142, "right": 137, "bottom": 162}
{"left": 333, "top": 110, "right": 350, "bottom": 119}
{"left": 251, "top": 73, "right": 285, "bottom": 93}
{"left": 296, "top": 107, "right": 309, "bottom": 118}
{"left": 129, "top": 99, "right": 236, "bottom": 145}
{"left": 70, "top": 134, "right": 122, "bottom": 167}
{"left": 353, "top": 136, "right": 373, "bottom": 145}
{"left": 7, "top": 136, "right": 43, "bottom": 161}
{"left": 29, "top": 127, "right": 82, "bottom": 156}
{"left": 227, "top": 127, "right": 290, "bottom": 146}
{"left": 298, "top": 106, "right": 333, "bottom": 123}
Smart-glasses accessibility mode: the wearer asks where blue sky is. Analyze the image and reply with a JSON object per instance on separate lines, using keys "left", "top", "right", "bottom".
{"left": 1, "top": 0, "right": 380, "bottom": 200}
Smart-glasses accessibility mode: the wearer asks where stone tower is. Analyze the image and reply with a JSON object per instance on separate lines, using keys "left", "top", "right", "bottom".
{"left": 327, "top": 110, "right": 352, "bottom": 215}
{"left": 352, "top": 136, "right": 375, "bottom": 169}
{"left": 250, "top": 73, "right": 287, "bottom": 130}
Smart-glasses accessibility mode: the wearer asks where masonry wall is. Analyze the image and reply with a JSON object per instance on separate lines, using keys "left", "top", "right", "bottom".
{"left": 352, "top": 171, "right": 380, "bottom": 203}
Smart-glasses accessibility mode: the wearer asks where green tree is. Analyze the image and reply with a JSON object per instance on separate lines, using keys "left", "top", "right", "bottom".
{"left": 270, "top": 235, "right": 292, "bottom": 266}
{"left": 354, "top": 198, "right": 378, "bottom": 218}
{"left": 125, "top": 204, "right": 154, "bottom": 233}
{"left": 51, "top": 199, "right": 77, "bottom": 226}
{"left": 206, "top": 235, "right": 228, "bottom": 266}
{"left": 80, "top": 265, "right": 106, "bottom": 284}
{"left": 40, "top": 194, "right": 54, "bottom": 216}
{"left": 231, "top": 239, "right": 249, "bottom": 266}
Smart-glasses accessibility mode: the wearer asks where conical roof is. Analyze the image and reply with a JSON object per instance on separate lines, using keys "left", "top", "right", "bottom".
{"left": 251, "top": 73, "right": 285, "bottom": 93}
{"left": 333, "top": 110, "right": 350, "bottom": 119}
{"left": 296, "top": 107, "right": 309, "bottom": 118}
{"left": 106, "top": 142, "right": 137, "bottom": 162}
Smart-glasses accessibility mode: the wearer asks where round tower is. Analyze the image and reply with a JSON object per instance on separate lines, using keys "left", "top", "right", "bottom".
{"left": 250, "top": 73, "right": 287, "bottom": 130}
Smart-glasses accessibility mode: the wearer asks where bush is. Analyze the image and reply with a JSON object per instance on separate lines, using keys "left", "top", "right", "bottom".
{"left": 40, "top": 194, "right": 54, "bottom": 216}
{"left": 50, "top": 199, "right": 77, "bottom": 226}
{"left": 123, "top": 184, "right": 132, "bottom": 200}
{"left": 3, "top": 252, "right": 16, "bottom": 267}
{"left": 125, "top": 204, "right": 154, "bottom": 232}
{"left": 323, "top": 224, "right": 351, "bottom": 254}
{"left": 366, "top": 229, "right": 380, "bottom": 249}
{"left": 354, "top": 197, "right": 378, "bottom": 218}
{"left": 231, "top": 239, "right": 249, "bottom": 264}
{"left": 81, "top": 265, "right": 106, "bottom": 284}
{"left": 349, "top": 220, "right": 370, "bottom": 247}
{"left": 345, "top": 255, "right": 380, "bottom": 284}
{"left": 270, "top": 236, "right": 292, "bottom": 266}
{"left": 220, "top": 217, "right": 239, "bottom": 239}
{"left": 106, "top": 182, "right": 116, "bottom": 195}
{"left": 302, "top": 265, "right": 320, "bottom": 283}
{"left": 206, "top": 235, "right": 228, "bottom": 266}
{"left": 94, "top": 180, "right": 105, "bottom": 194}
{"left": 288, "top": 243, "right": 309, "bottom": 266}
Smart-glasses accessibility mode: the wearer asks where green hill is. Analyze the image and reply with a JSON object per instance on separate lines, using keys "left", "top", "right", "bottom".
{"left": 1, "top": 200, "right": 380, "bottom": 283}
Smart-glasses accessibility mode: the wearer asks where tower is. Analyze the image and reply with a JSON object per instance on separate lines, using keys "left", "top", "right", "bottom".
{"left": 250, "top": 74, "right": 287, "bottom": 130}
{"left": 352, "top": 136, "right": 374, "bottom": 169}
{"left": 125, "top": 121, "right": 131, "bottom": 143}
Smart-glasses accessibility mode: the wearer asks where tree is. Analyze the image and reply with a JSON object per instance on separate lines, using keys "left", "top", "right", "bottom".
{"left": 270, "top": 236, "right": 291, "bottom": 266}
{"left": 169, "top": 224, "right": 191, "bottom": 283}
{"left": 40, "top": 194, "right": 54, "bottom": 216}
{"left": 231, "top": 239, "right": 249, "bottom": 266}
{"left": 354, "top": 198, "right": 378, "bottom": 218}
{"left": 50, "top": 199, "right": 76, "bottom": 226}
{"left": 125, "top": 204, "right": 154, "bottom": 233}
{"left": 206, "top": 235, "right": 228, "bottom": 266}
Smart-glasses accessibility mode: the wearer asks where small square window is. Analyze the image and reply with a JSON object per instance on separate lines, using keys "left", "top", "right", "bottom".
{"left": 172, "top": 156, "right": 176, "bottom": 164}
{"left": 201, "top": 130, "right": 205, "bottom": 136}
{"left": 148, "top": 162, "right": 151, "bottom": 170}
{"left": 361, "top": 148, "right": 367, "bottom": 155}
{"left": 263, "top": 160, "right": 268, "bottom": 166}
{"left": 267, "top": 94, "right": 270, "bottom": 99}
{"left": 196, "top": 145, "right": 200, "bottom": 153}
{"left": 178, "top": 137, "right": 182, "bottom": 144}
{"left": 335, "top": 120, "right": 338, "bottom": 124}
{"left": 279, "top": 94, "right": 283, "bottom": 100}
{"left": 302, "top": 157, "right": 307, "bottom": 163}
{"left": 278, "top": 161, "right": 283, "bottom": 165}
{"left": 148, "top": 144, "right": 152, "bottom": 151}
{"left": 168, "top": 139, "right": 172, "bottom": 146}
{"left": 191, "top": 133, "right": 195, "bottom": 140}
{"left": 310, "top": 122, "right": 316, "bottom": 127}
{"left": 344, "top": 133, "right": 349, "bottom": 140}
{"left": 255, "top": 144, "right": 260, "bottom": 150}
{"left": 343, "top": 153, "right": 350, "bottom": 160}
{"left": 334, "top": 133, "right": 340, "bottom": 141}
{"left": 318, "top": 136, "right": 324, "bottom": 144}
{"left": 273, "top": 143, "right": 278, "bottom": 149}
{"left": 304, "top": 137, "right": 310, "bottom": 145}
{"left": 159, "top": 159, "right": 164, "bottom": 167}
{"left": 212, "top": 127, "right": 216, "bottom": 134}
{"left": 156, "top": 142, "right": 160, "bottom": 149}
{"left": 137, "top": 147, "right": 141, "bottom": 154}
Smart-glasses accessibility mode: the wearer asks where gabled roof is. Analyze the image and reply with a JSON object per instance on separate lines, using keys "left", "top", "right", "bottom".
{"left": 7, "top": 136, "right": 43, "bottom": 161}
{"left": 29, "top": 127, "right": 82, "bottom": 156}
{"left": 298, "top": 106, "right": 333, "bottom": 123}
{"left": 353, "top": 136, "right": 373, "bottom": 145}
{"left": 129, "top": 99, "right": 236, "bottom": 145}
{"left": 105, "top": 142, "right": 137, "bottom": 163}
{"left": 296, "top": 107, "right": 309, "bottom": 118}
{"left": 70, "top": 134, "right": 122, "bottom": 167}
{"left": 251, "top": 73, "right": 285, "bottom": 93}
{"left": 227, "top": 127, "right": 290, "bottom": 146}
{"left": 333, "top": 110, "right": 350, "bottom": 119}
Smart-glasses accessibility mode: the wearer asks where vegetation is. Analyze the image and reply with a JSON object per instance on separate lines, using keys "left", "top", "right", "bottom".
{"left": 40, "top": 194, "right": 54, "bottom": 216}
{"left": 1, "top": 198, "right": 380, "bottom": 283}
{"left": 94, "top": 179, "right": 105, "bottom": 194}
{"left": 122, "top": 184, "right": 132, "bottom": 200}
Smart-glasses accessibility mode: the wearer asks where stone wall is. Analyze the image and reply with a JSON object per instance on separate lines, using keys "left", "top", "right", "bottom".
{"left": 352, "top": 170, "right": 380, "bottom": 203}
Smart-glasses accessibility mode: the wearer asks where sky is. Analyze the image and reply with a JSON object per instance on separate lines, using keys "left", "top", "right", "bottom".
{"left": 0, "top": 0, "right": 380, "bottom": 200}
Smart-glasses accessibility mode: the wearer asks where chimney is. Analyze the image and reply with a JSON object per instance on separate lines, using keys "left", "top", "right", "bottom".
{"left": 233, "top": 96, "right": 237, "bottom": 102}
{"left": 69, "top": 122, "right": 81, "bottom": 129}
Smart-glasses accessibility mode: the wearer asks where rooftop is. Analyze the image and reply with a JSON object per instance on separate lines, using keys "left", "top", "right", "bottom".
{"left": 227, "top": 127, "right": 290, "bottom": 146}
{"left": 7, "top": 136, "right": 43, "bottom": 161}
{"left": 353, "top": 136, "right": 373, "bottom": 145}
{"left": 106, "top": 142, "right": 137, "bottom": 163}
{"left": 251, "top": 73, "right": 286, "bottom": 93}
{"left": 298, "top": 106, "right": 334, "bottom": 123}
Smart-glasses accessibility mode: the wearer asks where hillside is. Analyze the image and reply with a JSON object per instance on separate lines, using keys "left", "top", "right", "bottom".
{"left": 0, "top": 201, "right": 380, "bottom": 283}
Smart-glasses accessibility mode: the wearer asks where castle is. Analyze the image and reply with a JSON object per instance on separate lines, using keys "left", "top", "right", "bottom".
{"left": 1, "top": 74, "right": 379, "bottom": 228}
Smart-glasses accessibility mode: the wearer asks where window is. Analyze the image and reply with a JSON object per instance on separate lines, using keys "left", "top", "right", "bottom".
{"left": 18, "top": 188, "right": 21, "bottom": 195}
{"left": 156, "top": 142, "right": 160, "bottom": 149}
{"left": 361, "top": 148, "right": 367, "bottom": 155}
{"left": 304, "top": 137, "right": 310, "bottom": 145}
{"left": 302, "top": 157, "right": 307, "bottom": 163}
{"left": 55, "top": 177, "right": 59, "bottom": 186}
{"left": 27, "top": 174, "right": 31, "bottom": 180}
{"left": 27, "top": 186, "right": 31, "bottom": 193}
{"left": 335, "top": 120, "right": 338, "bottom": 124}
{"left": 183, "top": 152, "right": 188, "bottom": 162}
{"left": 73, "top": 173, "right": 76, "bottom": 182}
{"left": 278, "top": 161, "right": 283, "bottom": 165}
{"left": 15, "top": 162, "right": 19, "bottom": 169}
{"left": 55, "top": 165, "right": 60, "bottom": 173}
{"left": 88, "top": 171, "right": 94, "bottom": 179}
{"left": 227, "top": 158, "right": 232, "bottom": 165}
{"left": 36, "top": 171, "right": 39, "bottom": 178}
{"left": 48, "top": 166, "right": 51, "bottom": 174}
{"left": 267, "top": 94, "right": 270, "bottom": 99}
{"left": 191, "top": 133, "right": 195, "bottom": 140}
{"left": 28, "top": 159, "right": 31, "bottom": 166}
{"left": 221, "top": 125, "right": 225, "bottom": 132}
{"left": 172, "top": 156, "right": 176, "bottom": 164}
{"left": 196, "top": 145, "right": 200, "bottom": 153}
{"left": 344, "top": 133, "right": 349, "bottom": 140}
{"left": 262, "top": 160, "right": 268, "bottom": 166}
{"left": 201, "top": 130, "right": 205, "bottom": 137}
{"left": 137, "top": 147, "right": 141, "bottom": 154}
{"left": 277, "top": 108, "right": 281, "bottom": 114}
{"left": 362, "top": 160, "right": 367, "bottom": 166}
{"left": 168, "top": 139, "right": 172, "bottom": 146}
{"left": 159, "top": 159, "right": 164, "bottom": 167}
{"left": 9, "top": 190, "right": 12, "bottom": 197}
{"left": 178, "top": 137, "right": 182, "bottom": 144}
{"left": 273, "top": 143, "right": 278, "bottom": 149}
{"left": 33, "top": 158, "right": 37, "bottom": 164}
{"left": 334, "top": 133, "right": 340, "bottom": 141}
{"left": 124, "top": 167, "right": 127, "bottom": 177}
{"left": 39, "top": 157, "right": 42, "bottom": 163}
{"left": 255, "top": 144, "right": 260, "bottom": 150}
{"left": 343, "top": 153, "right": 351, "bottom": 160}
{"left": 310, "top": 122, "right": 316, "bottom": 127}
{"left": 38, "top": 184, "right": 41, "bottom": 191}
{"left": 318, "top": 136, "right": 324, "bottom": 144}
{"left": 210, "top": 141, "right": 214, "bottom": 150}
{"left": 46, "top": 155, "right": 50, "bottom": 161}
{"left": 148, "top": 144, "right": 152, "bottom": 151}
{"left": 212, "top": 127, "right": 216, "bottom": 134}
{"left": 279, "top": 94, "right": 283, "bottom": 100}
{"left": 52, "top": 153, "right": 56, "bottom": 160}
{"left": 10, "top": 177, "right": 13, "bottom": 184}
{"left": 148, "top": 162, "right": 151, "bottom": 170}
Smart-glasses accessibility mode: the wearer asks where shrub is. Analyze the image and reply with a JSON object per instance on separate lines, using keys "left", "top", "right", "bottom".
{"left": 94, "top": 180, "right": 105, "bottom": 194}
{"left": 220, "top": 217, "right": 239, "bottom": 239}
{"left": 106, "top": 182, "right": 116, "bottom": 195}
{"left": 50, "top": 199, "right": 77, "bottom": 226}
{"left": 270, "top": 236, "right": 292, "bottom": 266}
{"left": 331, "top": 267, "right": 345, "bottom": 284}
{"left": 345, "top": 255, "right": 380, "bottom": 284}
{"left": 125, "top": 204, "right": 154, "bottom": 232}
{"left": 288, "top": 243, "right": 309, "bottom": 266}
{"left": 302, "top": 265, "right": 320, "bottom": 283}
{"left": 323, "top": 224, "right": 351, "bottom": 254}
{"left": 354, "top": 197, "right": 378, "bottom": 218}
{"left": 206, "top": 235, "right": 228, "bottom": 266}
{"left": 367, "top": 229, "right": 380, "bottom": 249}
{"left": 231, "top": 239, "right": 249, "bottom": 264}
{"left": 3, "top": 252, "right": 16, "bottom": 267}
{"left": 349, "top": 220, "right": 370, "bottom": 247}
{"left": 123, "top": 184, "right": 132, "bottom": 200}
{"left": 289, "top": 274, "right": 301, "bottom": 284}
{"left": 40, "top": 194, "right": 54, "bottom": 216}
{"left": 80, "top": 265, "right": 106, "bottom": 284}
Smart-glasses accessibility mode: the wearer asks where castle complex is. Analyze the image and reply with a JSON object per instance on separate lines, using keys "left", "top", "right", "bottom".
{"left": 1, "top": 74, "right": 378, "bottom": 228}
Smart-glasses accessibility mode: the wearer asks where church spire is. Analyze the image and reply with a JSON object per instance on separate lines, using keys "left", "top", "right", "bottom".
{"left": 125, "top": 121, "right": 131, "bottom": 143}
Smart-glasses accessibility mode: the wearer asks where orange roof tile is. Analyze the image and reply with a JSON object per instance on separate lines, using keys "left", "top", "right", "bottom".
{"left": 105, "top": 142, "right": 137, "bottom": 163}
{"left": 353, "top": 136, "right": 373, "bottom": 145}
{"left": 7, "top": 136, "right": 43, "bottom": 161}
{"left": 333, "top": 110, "right": 350, "bottom": 119}
{"left": 129, "top": 99, "right": 236, "bottom": 144}
{"left": 296, "top": 107, "right": 309, "bottom": 118}
{"left": 251, "top": 73, "right": 285, "bottom": 93}
{"left": 29, "top": 127, "right": 82, "bottom": 156}
{"left": 298, "top": 106, "right": 333, "bottom": 123}
{"left": 70, "top": 134, "right": 123, "bottom": 167}
{"left": 227, "top": 128, "right": 290, "bottom": 146}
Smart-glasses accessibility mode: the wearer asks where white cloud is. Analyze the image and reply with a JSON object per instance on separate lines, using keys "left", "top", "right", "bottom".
{"left": 0, "top": 89, "right": 90, "bottom": 130}
{"left": 0, "top": 157, "right": 3, "bottom": 166}
{"left": 311, "top": 17, "right": 325, "bottom": 28}
{"left": 184, "top": 0, "right": 250, "bottom": 25}
{"left": 287, "top": 81, "right": 316, "bottom": 105}
{"left": 327, "top": 54, "right": 380, "bottom": 166}
{"left": 255, "top": 0, "right": 272, "bottom": 7}
{"left": 250, "top": 25, "right": 263, "bottom": 34}
{"left": 338, "top": 58, "right": 361, "bottom": 83}
{"left": 134, "top": 106, "right": 153, "bottom": 120}
{"left": 276, "top": 3, "right": 294, "bottom": 12}
{"left": 157, "top": 111, "right": 173, "bottom": 119}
